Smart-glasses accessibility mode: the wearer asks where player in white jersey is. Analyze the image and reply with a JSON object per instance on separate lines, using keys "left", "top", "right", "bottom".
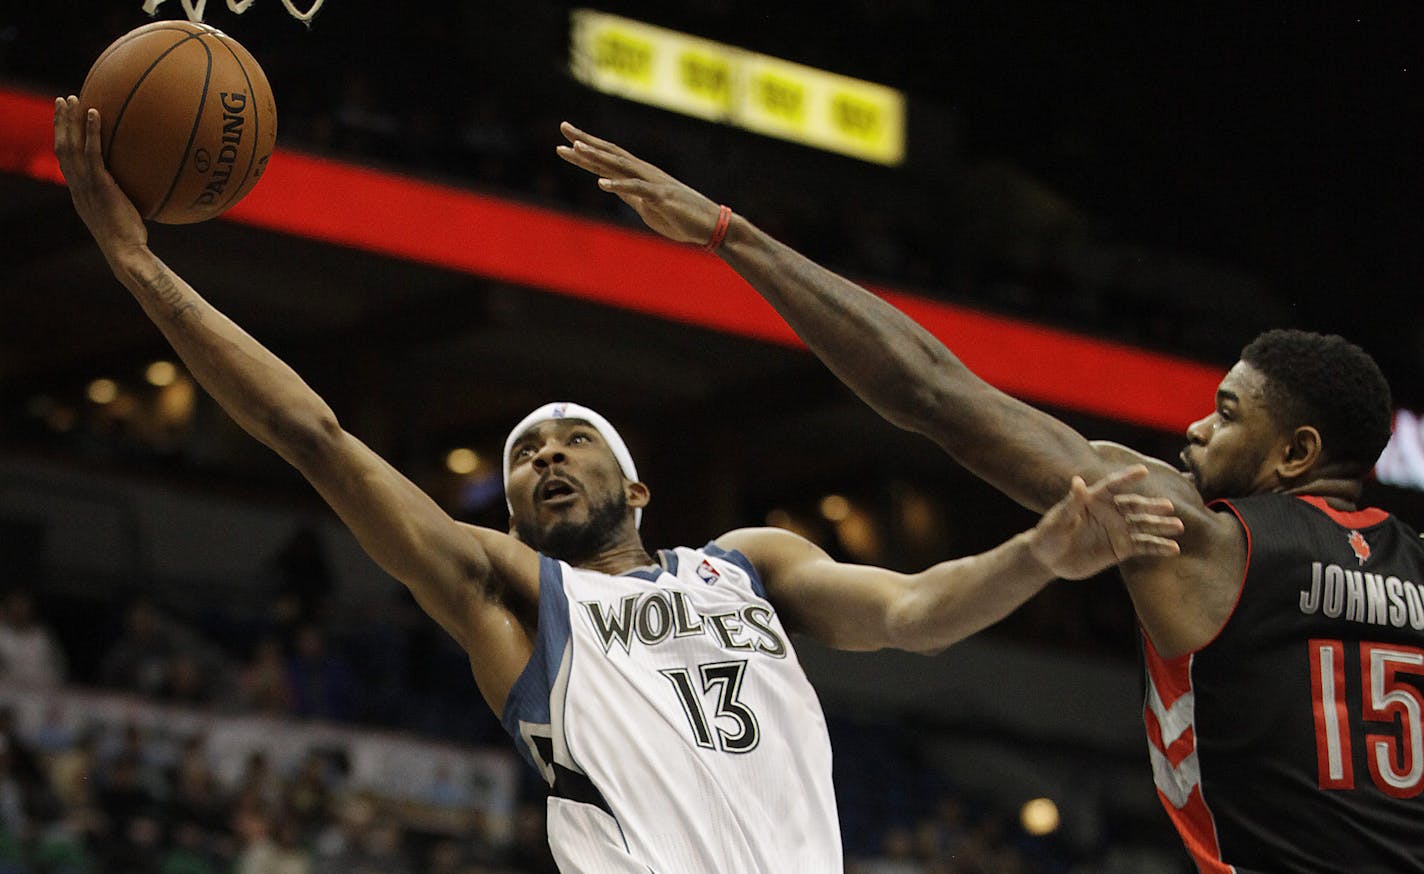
{"left": 53, "top": 97, "right": 1184, "bottom": 873}
{"left": 500, "top": 404, "right": 843, "bottom": 872}
{"left": 506, "top": 541, "right": 839, "bottom": 871}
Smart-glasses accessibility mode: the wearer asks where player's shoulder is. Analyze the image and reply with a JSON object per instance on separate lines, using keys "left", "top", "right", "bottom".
{"left": 713, "top": 525, "right": 803, "bottom": 545}
{"left": 711, "top": 527, "right": 832, "bottom": 583}
{"left": 1212, "top": 491, "right": 1375, "bottom": 523}
{"left": 466, "top": 523, "right": 543, "bottom": 594}
{"left": 1091, "top": 440, "right": 1193, "bottom": 486}
{"left": 1089, "top": 439, "right": 1152, "bottom": 461}
{"left": 1090, "top": 440, "right": 1218, "bottom": 532}
{"left": 713, "top": 527, "right": 820, "bottom": 562}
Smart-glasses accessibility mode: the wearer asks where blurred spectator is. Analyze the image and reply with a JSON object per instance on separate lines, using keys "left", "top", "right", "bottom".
{"left": 231, "top": 752, "right": 282, "bottom": 814}
{"left": 0, "top": 708, "right": 44, "bottom": 793}
{"left": 272, "top": 817, "right": 316, "bottom": 873}
{"left": 852, "top": 823, "right": 927, "bottom": 874}
{"left": 101, "top": 722, "right": 170, "bottom": 801}
{"left": 93, "top": 753, "right": 163, "bottom": 873}
{"left": 30, "top": 702, "right": 77, "bottom": 756}
{"left": 160, "top": 819, "right": 221, "bottom": 874}
{"left": 118, "top": 814, "right": 166, "bottom": 874}
{"left": 912, "top": 795, "right": 972, "bottom": 864}
{"left": 426, "top": 760, "right": 474, "bottom": 810}
{"left": 345, "top": 590, "right": 418, "bottom": 727}
{"left": 355, "top": 822, "right": 414, "bottom": 874}
{"left": 308, "top": 796, "right": 418, "bottom": 874}
{"left": 427, "top": 838, "right": 465, "bottom": 874}
{"left": 0, "top": 743, "right": 29, "bottom": 837}
{"left": 312, "top": 793, "right": 375, "bottom": 874}
{"left": 956, "top": 811, "right": 1027, "bottom": 874}
{"left": 286, "top": 625, "right": 355, "bottom": 723}
{"left": 46, "top": 728, "right": 98, "bottom": 810}
{"left": 161, "top": 652, "right": 215, "bottom": 707}
{"left": 32, "top": 806, "right": 97, "bottom": 873}
{"left": 233, "top": 804, "right": 311, "bottom": 874}
{"left": 0, "top": 827, "right": 24, "bottom": 874}
{"left": 99, "top": 600, "right": 177, "bottom": 697}
{"left": 443, "top": 826, "right": 522, "bottom": 874}
{"left": 282, "top": 752, "right": 332, "bottom": 835}
{"left": 99, "top": 599, "right": 239, "bottom": 711}
{"left": 168, "top": 734, "right": 225, "bottom": 835}
{"left": 0, "top": 589, "right": 66, "bottom": 687}
{"left": 240, "top": 636, "right": 296, "bottom": 715}
{"left": 507, "top": 803, "right": 558, "bottom": 874}
{"left": 264, "top": 527, "right": 335, "bottom": 632}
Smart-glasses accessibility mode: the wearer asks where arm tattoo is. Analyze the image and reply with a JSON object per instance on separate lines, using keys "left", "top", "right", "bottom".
{"left": 140, "top": 269, "right": 201, "bottom": 323}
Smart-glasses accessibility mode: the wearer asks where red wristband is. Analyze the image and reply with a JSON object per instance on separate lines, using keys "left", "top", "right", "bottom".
{"left": 703, "top": 204, "right": 733, "bottom": 252}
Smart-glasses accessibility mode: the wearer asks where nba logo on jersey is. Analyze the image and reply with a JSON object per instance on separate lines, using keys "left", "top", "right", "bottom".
{"left": 696, "top": 559, "right": 721, "bottom": 585}
{"left": 1347, "top": 529, "right": 1371, "bottom": 565}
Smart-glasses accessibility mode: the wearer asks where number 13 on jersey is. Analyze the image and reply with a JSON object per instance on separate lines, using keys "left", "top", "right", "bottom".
{"left": 661, "top": 659, "right": 762, "bottom": 753}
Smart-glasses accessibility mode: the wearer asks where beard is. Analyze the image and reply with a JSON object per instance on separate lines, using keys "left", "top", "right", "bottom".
{"left": 515, "top": 489, "right": 630, "bottom": 564}
{"left": 1182, "top": 450, "right": 1224, "bottom": 503}
{"left": 1190, "top": 463, "right": 1253, "bottom": 504}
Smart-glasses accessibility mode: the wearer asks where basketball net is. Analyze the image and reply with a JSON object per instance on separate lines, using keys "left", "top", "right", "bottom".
{"left": 141, "top": 0, "right": 325, "bottom": 26}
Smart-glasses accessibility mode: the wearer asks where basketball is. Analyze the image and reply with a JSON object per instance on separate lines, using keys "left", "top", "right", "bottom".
{"left": 78, "top": 20, "right": 277, "bottom": 225}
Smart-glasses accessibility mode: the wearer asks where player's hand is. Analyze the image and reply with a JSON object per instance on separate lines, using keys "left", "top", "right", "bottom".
{"left": 557, "top": 122, "right": 721, "bottom": 247}
{"left": 54, "top": 96, "right": 147, "bottom": 255}
{"left": 1028, "top": 465, "right": 1183, "bottom": 580}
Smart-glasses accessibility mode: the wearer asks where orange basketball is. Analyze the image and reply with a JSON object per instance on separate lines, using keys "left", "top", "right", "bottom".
{"left": 78, "top": 20, "right": 277, "bottom": 225}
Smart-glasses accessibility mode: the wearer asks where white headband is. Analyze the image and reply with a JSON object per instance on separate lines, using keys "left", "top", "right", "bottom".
{"left": 502, "top": 402, "right": 641, "bottom": 527}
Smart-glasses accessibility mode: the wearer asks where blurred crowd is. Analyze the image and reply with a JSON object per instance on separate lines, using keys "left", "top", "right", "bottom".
{"left": 0, "top": 586, "right": 547, "bottom": 873}
{"left": 0, "top": 712, "right": 558, "bottom": 874}
{"left": 0, "top": 577, "right": 1186, "bottom": 874}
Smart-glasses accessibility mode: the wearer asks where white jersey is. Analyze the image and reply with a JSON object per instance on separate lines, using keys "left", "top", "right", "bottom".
{"left": 501, "top": 543, "right": 842, "bottom": 873}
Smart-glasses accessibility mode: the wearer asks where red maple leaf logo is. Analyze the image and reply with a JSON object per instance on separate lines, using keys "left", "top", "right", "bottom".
{"left": 1348, "top": 530, "right": 1371, "bottom": 566}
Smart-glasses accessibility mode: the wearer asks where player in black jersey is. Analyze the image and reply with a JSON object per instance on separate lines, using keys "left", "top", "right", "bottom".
{"left": 560, "top": 123, "right": 1422, "bottom": 874}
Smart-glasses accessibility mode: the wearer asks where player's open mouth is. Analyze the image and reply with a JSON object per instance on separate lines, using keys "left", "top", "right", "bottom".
{"left": 538, "top": 478, "right": 579, "bottom": 505}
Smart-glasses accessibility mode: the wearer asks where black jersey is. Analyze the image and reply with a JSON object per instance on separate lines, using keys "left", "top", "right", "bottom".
{"left": 1143, "top": 493, "right": 1424, "bottom": 874}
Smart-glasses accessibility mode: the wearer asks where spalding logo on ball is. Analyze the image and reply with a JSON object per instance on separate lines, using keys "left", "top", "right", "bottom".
{"left": 79, "top": 20, "right": 277, "bottom": 224}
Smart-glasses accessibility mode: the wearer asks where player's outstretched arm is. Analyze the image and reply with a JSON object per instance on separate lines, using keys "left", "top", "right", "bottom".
{"left": 559, "top": 123, "right": 1231, "bottom": 658}
{"left": 720, "top": 466, "right": 1181, "bottom": 654}
{"left": 55, "top": 97, "right": 328, "bottom": 472}
{"left": 560, "top": 122, "right": 1116, "bottom": 513}
{"left": 54, "top": 98, "right": 539, "bottom": 698}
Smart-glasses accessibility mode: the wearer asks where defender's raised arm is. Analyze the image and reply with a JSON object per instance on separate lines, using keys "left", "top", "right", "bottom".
{"left": 557, "top": 122, "right": 1149, "bottom": 514}
{"left": 557, "top": 122, "right": 1235, "bottom": 659}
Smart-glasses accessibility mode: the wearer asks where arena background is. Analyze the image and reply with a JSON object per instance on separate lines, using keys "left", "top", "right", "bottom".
{"left": 0, "top": 3, "right": 1420, "bottom": 872}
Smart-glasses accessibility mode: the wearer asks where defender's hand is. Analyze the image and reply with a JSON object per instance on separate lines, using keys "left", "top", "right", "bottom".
{"left": 1029, "top": 465, "right": 1183, "bottom": 580}
{"left": 557, "top": 121, "right": 722, "bottom": 247}
{"left": 54, "top": 96, "right": 147, "bottom": 255}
